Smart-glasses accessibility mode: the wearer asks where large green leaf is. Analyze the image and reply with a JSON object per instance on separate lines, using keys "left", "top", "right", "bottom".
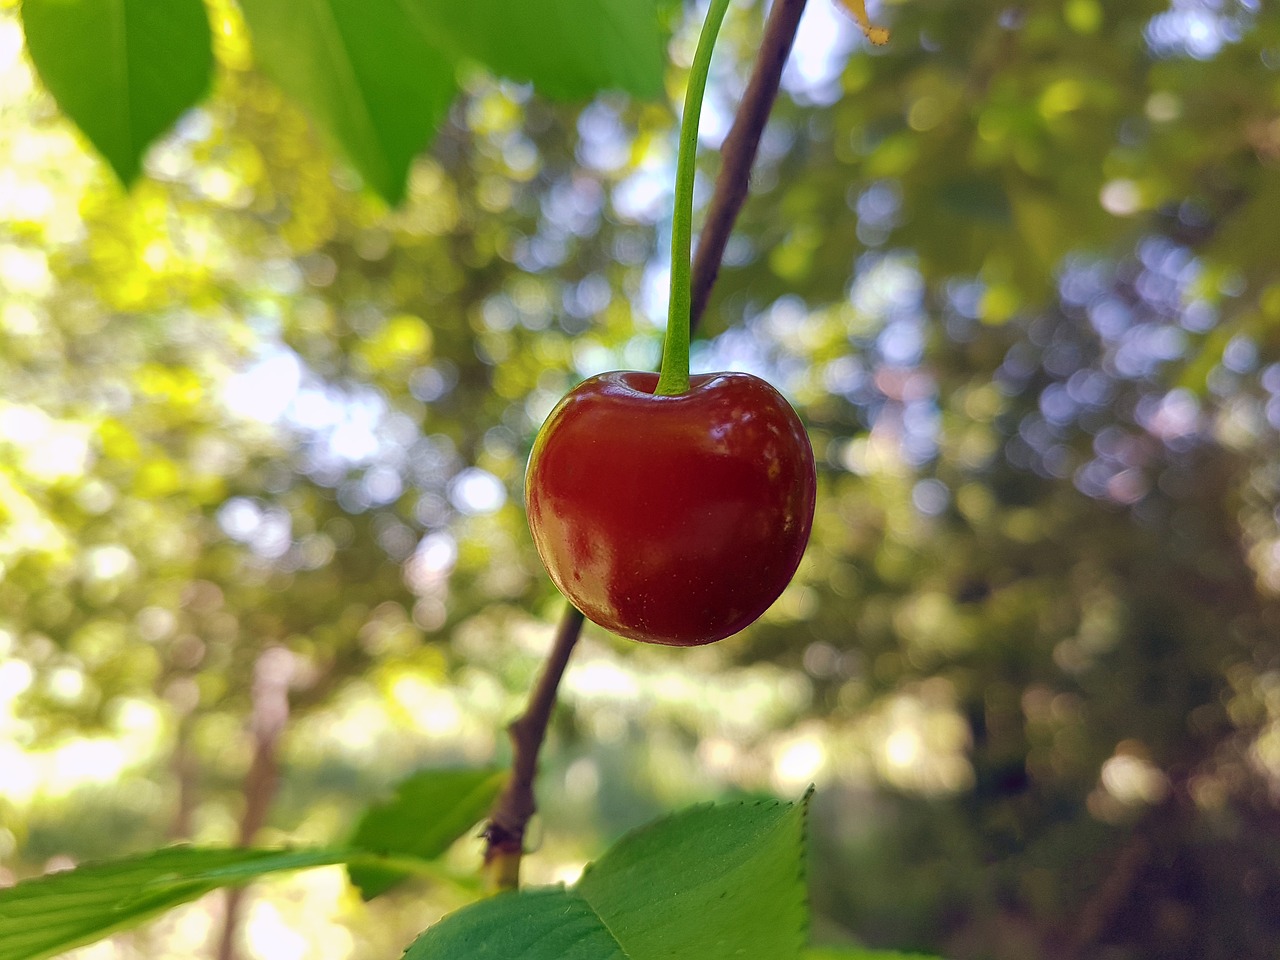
{"left": 347, "top": 766, "right": 506, "bottom": 900}
{"left": 805, "top": 950, "right": 946, "bottom": 960}
{"left": 238, "top": 0, "right": 456, "bottom": 205}
{"left": 404, "top": 0, "right": 665, "bottom": 100}
{"left": 406, "top": 794, "right": 811, "bottom": 960}
{"left": 0, "top": 766, "right": 507, "bottom": 959}
{"left": 0, "top": 846, "right": 349, "bottom": 960}
{"left": 405, "top": 887, "right": 631, "bottom": 959}
{"left": 20, "top": 0, "right": 213, "bottom": 185}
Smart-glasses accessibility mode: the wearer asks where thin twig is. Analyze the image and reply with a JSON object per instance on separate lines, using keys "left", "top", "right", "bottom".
{"left": 1068, "top": 830, "right": 1151, "bottom": 956}
{"left": 482, "top": 0, "right": 811, "bottom": 889}
{"left": 217, "top": 648, "right": 294, "bottom": 960}
{"left": 482, "top": 605, "right": 585, "bottom": 890}
{"left": 691, "top": 0, "right": 808, "bottom": 333}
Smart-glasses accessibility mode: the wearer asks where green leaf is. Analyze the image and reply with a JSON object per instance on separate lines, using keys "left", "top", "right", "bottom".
{"left": 406, "top": 793, "right": 811, "bottom": 960}
{"left": 405, "top": 887, "right": 630, "bottom": 960}
{"left": 404, "top": 0, "right": 665, "bottom": 100}
{"left": 0, "top": 846, "right": 350, "bottom": 960}
{"left": 805, "top": 953, "right": 943, "bottom": 960}
{"left": 347, "top": 766, "right": 506, "bottom": 900}
{"left": 237, "top": 0, "right": 457, "bottom": 205}
{"left": 20, "top": 0, "right": 214, "bottom": 185}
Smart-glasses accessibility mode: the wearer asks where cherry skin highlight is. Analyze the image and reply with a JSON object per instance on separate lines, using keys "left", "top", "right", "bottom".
{"left": 525, "top": 371, "right": 817, "bottom": 646}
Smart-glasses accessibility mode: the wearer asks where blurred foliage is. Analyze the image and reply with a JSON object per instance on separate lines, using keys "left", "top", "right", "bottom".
{"left": 2, "top": 1, "right": 1280, "bottom": 959}
{"left": 18, "top": 0, "right": 666, "bottom": 203}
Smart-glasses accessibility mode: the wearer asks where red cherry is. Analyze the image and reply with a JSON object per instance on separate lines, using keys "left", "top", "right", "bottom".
{"left": 525, "top": 370, "right": 817, "bottom": 646}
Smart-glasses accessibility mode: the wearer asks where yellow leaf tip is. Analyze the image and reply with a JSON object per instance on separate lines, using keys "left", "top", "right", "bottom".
{"left": 835, "top": 0, "right": 891, "bottom": 46}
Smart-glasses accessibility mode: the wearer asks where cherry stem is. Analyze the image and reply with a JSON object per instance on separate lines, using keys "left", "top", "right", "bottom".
{"left": 484, "top": 0, "right": 812, "bottom": 889}
{"left": 655, "top": 0, "right": 734, "bottom": 397}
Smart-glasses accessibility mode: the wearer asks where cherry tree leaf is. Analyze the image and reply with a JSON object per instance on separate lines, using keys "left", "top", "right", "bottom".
{"left": 403, "top": 0, "right": 665, "bottom": 100}
{"left": 805, "top": 950, "right": 947, "bottom": 960}
{"left": 833, "top": 0, "right": 890, "bottom": 45}
{"left": 347, "top": 767, "right": 505, "bottom": 900}
{"left": 21, "top": 0, "right": 213, "bottom": 185}
{"left": 0, "top": 846, "right": 348, "bottom": 960}
{"left": 238, "top": 0, "right": 456, "bottom": 205}
{"left": 406, "top": 793, "right": 811, "bottom": 960}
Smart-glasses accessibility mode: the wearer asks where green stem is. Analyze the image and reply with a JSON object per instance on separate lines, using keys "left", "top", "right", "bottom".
{"left": 655, "top": 0, "right": 734, "bottom": 397}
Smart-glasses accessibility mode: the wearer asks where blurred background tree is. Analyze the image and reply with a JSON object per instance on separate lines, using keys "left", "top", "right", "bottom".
{"left": 1, "top": 0, "right": 1279, "bottom": 958}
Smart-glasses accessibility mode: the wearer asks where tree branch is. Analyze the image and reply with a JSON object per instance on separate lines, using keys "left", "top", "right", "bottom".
{"left": 482, "top": 0, "right": 810, "bottom": 889}
{"left": 217, "top": 647, "right": 295, "bottom": 960}
{"left": 482, "top": 605, "right": 584, "bottom": 890}
{"left": 691, "top": 0, "right": 808, "bottom": 334}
